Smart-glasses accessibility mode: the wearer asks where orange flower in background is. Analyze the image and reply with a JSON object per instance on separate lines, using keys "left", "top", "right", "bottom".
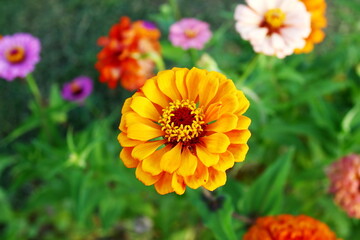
{"left": 244, "top": 214, "right": 340, "bottom": 240}
{"left": 95, "top": 17, "right": 161, "bottom": 91}
{"left": 295, "top": 0, "right": 327, "bottom": 54}
{"left": 118, "top": 67, "right": 251, "bottom": 195}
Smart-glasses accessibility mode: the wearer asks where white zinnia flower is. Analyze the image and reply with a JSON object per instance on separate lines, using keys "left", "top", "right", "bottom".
{"left": 234, "top": 0, "right": 311, "bottom": 58}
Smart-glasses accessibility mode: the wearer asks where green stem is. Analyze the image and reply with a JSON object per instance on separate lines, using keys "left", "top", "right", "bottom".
{"left": 238, "top": 54, "right": 260, "bottom": 84}
{"left": 169, "top": 0, "right": 181, "bottom": 20}
{"left": 152, "top": 53, "right": 166, "bottom": 72}
{"left": 188, "top": 48, "right": 198, "bottom": 67}
{"left": 26, "top": 74, "right": 42, "bottom": 107}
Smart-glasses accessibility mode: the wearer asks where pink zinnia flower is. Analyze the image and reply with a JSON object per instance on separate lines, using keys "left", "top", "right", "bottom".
{"left": 0, "top": 33, "right": 41, "bottom": 81}
{"left": 327, "top": 154, "right": 360, "bottom": 218}
{"left": 61, "top": 76, "right": 93, "bottom": 103}
{"left": 169, "top": 18, "right": 212, "bottom": 50}
{"left": 234, "top": 0, "right": 311, "bottom": 58}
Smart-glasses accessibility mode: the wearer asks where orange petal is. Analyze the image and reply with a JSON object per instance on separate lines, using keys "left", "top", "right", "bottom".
{"left": 118, "top": 132, "right": 142, "bottom": 147}
{"left": 202, "top": 133, "right": 230, "bottom": 153}
{"left": 184, "top": 160, "right": 209, "bottom": 189}
{"left": 157, "top": 70, "right": 181, "bottom": 101}
{"left": 172, "top": 173, "right": 186, "bottom": 195}
{"left": 228, "top": 144, "right": 249, "bottom": 162}
{"left": 174, "top": 68, "right": 189, "bottom": 99}
{"left": 160, "top": 143, "right": 182, "bottom": 173}
{"left": 210, "top": 78, "right": 236, "bottom": 104}
{"left": 207, "top": 113, "right": 238, "bottom": 132}
{"left": 196, "top": 144, "right": 219, "bottom": 167}
{"left": 135, "top": 162, "right": 161, "bottom": 186}
{"left": 127, "top": 122, "right": 163, "bottom": 141}
{"left": 154, "top": 172, "right": 174, "bottom": 195}
{"left": 203, "top": 168, "right": 226, "bottom": 191}
{"left": 130, "top": 96, "right": 160, "bottom": 121}
{"left": 213, "top": 151, "right": 235, "bottom": 171}
{"left": 125, "top": 112, "right": 154, "bottom": 126}
{"left": 185, "top": 68, "right": 207, "bottom": 102}
{"left": 225, "top": 130, "right": 251, "bottom": 144}
{"left": 132, "top": 140, "right": 165, "bottom": 160}
{"left": 142, "top": 147, "right": 167, "bottom": 176}
{"left": 177, "top": 148, "right": 198, "bottom": 176}
{"left": 198, "top": 72, "right": 219, "bottom": 107}
{"left": 120, "top": 147, "right": 139, "bottom": 168}
{"left": 141, "top": 78, "right": 169, "bottom": 108}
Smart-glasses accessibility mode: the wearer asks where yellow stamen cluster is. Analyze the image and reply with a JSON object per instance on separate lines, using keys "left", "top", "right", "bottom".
{"left": 265, "top": 8, "right": 286, "bottom": 28}
{"left": 184, "top": 29, "right": 198, "bottom": 39}
{"left": 159, "top": 99, "right": 205, "bottom": 143}
{"left": 5, "top": 46, "right": 26, "bottom": 63}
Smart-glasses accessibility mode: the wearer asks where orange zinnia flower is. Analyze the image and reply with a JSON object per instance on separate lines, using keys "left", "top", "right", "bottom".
{"left": 244, "top": 214, "right": 340, "bottom": 240}
{"left": 95, "top": 17, "right": 161, "bottom": 91}
{"left": 118, "top": 67, "right": 251, "bottom": 195}
{"left": 295, "top": 0, "right": 327, "bottom": 54}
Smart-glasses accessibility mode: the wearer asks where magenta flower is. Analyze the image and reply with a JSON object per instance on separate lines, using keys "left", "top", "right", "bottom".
{"left": 61, "top": 76, "right": 93, "bottom": 103}
{"left": 327, "top": 154, "right": 360, "bottom": 218}
{"left": 0, "top": 33, "right": 41, "bottom": 81}
{"left": 169, "top": 18, "right": 212, "bottom": 50}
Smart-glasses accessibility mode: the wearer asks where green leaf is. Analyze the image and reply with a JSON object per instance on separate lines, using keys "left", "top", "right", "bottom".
{"left": 187, "top": 190, "right": 237, "bottom": 240}
{"left": 240, "top": 148, "right": 294, "bottom": 216}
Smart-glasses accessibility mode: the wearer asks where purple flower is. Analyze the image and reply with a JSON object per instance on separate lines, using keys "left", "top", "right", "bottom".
{"left": 61, "top": 76, "right": 93, "bottom": 103}
{"left": 0, "top": 33, "right": 41, "bottom": 81}
{"left": 169, "top": 18, "right": 212, "bottom": 50}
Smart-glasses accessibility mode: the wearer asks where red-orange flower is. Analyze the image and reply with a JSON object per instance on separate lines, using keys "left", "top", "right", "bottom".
{"left": 295, "top": 0, "right": 327, "bottom": 54}
{"left": 244, "top": 214, "right": 340, "bottom": 240}
{"left": 118, "top": 67, "right": 251, "bottom": 195}
{"left": 95, "top": 17, "right": 161, "bottom": 91}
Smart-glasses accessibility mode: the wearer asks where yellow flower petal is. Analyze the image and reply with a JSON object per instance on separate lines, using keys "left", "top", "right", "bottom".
{"left": 118, "top": 132, "right": 142, "bottom": 147}
{"left": 213, "top": 151, "right": 235, "bottom": 171}
{"left": 228, "top": 144, "right": 249, "bottom": 162}
{"left": 132, "top": 140, "right": 165, "bottom": 160}
{"left": 202, "top": 133, "right": 230, "bottom": 154}
{"left": 207, "top": 113, "right": 238, "bottom": 132}
{"left": 141, "top": 78, "right": 169, "bottom": 108}
{"left": 196, "top": 144, "right": 219, "bottom": 167}
{"left": 154, "top": 173, "right": 174, "bottom": 195}
{"left": 136, "top": 162, "right": 161, "bottom": 186}
{"left": 198, "top": 72, "right": 219, "bottom": 107}
{"left": 219, "top": 94, "right": 240, "bottom": 115}
{"left": 177, "top": 148, "right": 198, "bottom": 176}
{"left": 121, "top": 97, "right": 133, "bottom": 114}
{"left": 184, "top": 161, "right": 209, "bottom": 189}
{"left": 204, "top": 102, "right": 222, "bottom": 123}
{"left": 160, "top": 143, "right": 182, "bottom": 173}
{"left": 157, "top": 70, "right": 181, "bottom": 101}
{"left": 203, "top": 168, "right": 226, "bottom": 191}
{"left": 225, "top": 130, "right": 251, "bottom": 144}
{"left": 185, "top": 68, "right": 207, "bottom": 101}
{"left": 172, "top": 173, "right": 186, "bottom": 195}
{"left": 127, "top": 122, "right": 163, "bottom": 141}
{"left": 235, "top": 91, "right": 250, "bottom": 115}
{"left": 120, "top": 147, "right": 139, "bottom": 168}
{"left": 142, "top": 147, "right": 168, "bottom": 176}
{"left": 236, "top": 115, "right": 251, "bottom": 130}
{"left": 174, "top": 68, "right": 189, "bottom": 99}
{"left": 130, "top": 96, "right": 160, "bottom": 121}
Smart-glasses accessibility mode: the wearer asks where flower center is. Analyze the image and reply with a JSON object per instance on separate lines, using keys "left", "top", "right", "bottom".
{"left": 70, "top": 82, "right": 83, "bottom": 96}
{"left": 184, "top": 29, "right": 198, "bottom": 39}
{"left": 159, "top": 99, "right": 205, "bottom": 143}
{"left": 264, "top": 8, "right": 286, "bottom": 29}
{"left": 5, "top": 46, "right": 26, "bottom": 63}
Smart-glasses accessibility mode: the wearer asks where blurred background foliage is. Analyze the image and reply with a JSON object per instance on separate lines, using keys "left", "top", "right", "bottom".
{"left": 1, "top": 0, "right": 360, "bottom": 239}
